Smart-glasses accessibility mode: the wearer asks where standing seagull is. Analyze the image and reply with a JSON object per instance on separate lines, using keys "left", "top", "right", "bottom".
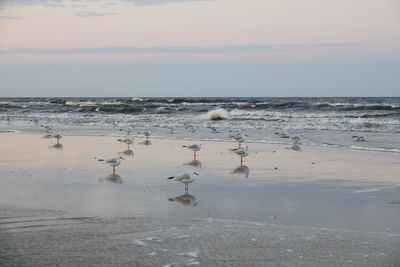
{"left": 52, "top": 133, "right": 63, "bottom": 144}
{"left": 232, "top": 146, "right": 249, "bottom": 166}
{"left": 167, "top": 171, "right": 199, "bottom": 195}
{"left": 229, "top": 131, "right": 246, "bottom": 148}
{"left": 120, "top": 126, "right": 133, "bottom": 135}
{"left": 139, "top": 130, "right": 152, "bottom": 139}
{"left": 183, "top": 143, "right": 201, "bottom": 160}
{"left": 352, "top": 135, "right": 366, "bottom": 142}
{"left": 99, "top": 156, "right": 124, "bottom": 175}
{"left": 118, "top": 136, "right": 134, "bottom": 149}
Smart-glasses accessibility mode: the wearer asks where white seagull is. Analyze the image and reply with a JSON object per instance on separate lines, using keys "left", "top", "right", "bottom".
{"left": 229, "top": 131, "right": 246, "bottom": 147}
{"left": 232, "top": 146, "right": 249, "bottom": 166}
{"left": 100, "top": 156, "right": 125, "bottom": 175}
{"left": 118, "top": 136, "right": 134, "bottom": 149}
{"left": 52, "top": 133, "right": 63, "bottom": 144}
{"left": 352, "top": 135, "right": 366, "bottom": 142}
{"left": 120, "top": 126, "right": 133, "bottom": 135}
{"left": 291, "top": 135, "right": 302, "bottom": 143}
{"left": 182, "top": 143, "right": 202, "bottom": 159}
{"left": 168, "top": 171, "right": 199, "bottom": 194}
{"left": 139, "top": 130, "right": 152, "bottom": 139}
{"left": 275, "top": 132, "right": 290, "bottom": 139}
{"left": 41, "top": 124, "right": 53, "bottom": 134}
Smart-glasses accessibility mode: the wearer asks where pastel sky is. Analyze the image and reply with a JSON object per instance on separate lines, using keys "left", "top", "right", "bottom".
{"left": 0, "top": 0, "right": 399, "bottom": 96}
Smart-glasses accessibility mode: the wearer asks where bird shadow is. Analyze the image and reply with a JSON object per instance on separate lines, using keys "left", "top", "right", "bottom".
{"left": 49, "top": 143, "right": 63, "bottom": 150}
{"left": 183, "top": 160, "right": 202, "bottom": 168}
{"left": 168, "top": 194, "right": 198, "bottom": 207}
{"left": 119, "top": 149, "right": 134, "bottom": 156}
{"left": 138, "top": 140, "right": 152, "bottom": 146}
{"left": 232, "top": 165, "right": 250, "bottom": 178}
{"left": 99, "top": 174, "right": 123, "bottom": 184}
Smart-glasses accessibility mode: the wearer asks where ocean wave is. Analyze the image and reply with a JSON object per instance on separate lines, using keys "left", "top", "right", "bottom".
{"left": 349, "top": 145, "right": 400, "bottom": 153}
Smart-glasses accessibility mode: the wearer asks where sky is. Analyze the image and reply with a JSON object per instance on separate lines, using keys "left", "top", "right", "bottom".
{"left": 0, "top": 0, "right": 399, "bottom": 97}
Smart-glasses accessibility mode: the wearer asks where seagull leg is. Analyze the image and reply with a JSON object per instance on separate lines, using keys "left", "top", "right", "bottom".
{"left": 194, "top": 151, "right": 196, "bottom": 161}
{"left": 240, "top": 157, "right": 243, "bottom": 166}
{"left": 238, "top": 142, "right": 242, "bottom": 148}
{"left": 185, "top": 184, "right": 188, "bottom": 195}
{"left": 113, "top": 166, "right": 115, "bottom": 175}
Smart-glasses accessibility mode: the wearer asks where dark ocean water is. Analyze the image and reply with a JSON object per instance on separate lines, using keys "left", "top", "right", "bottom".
{"left": 1, "top": 97, "right": 400, "bottom": 153}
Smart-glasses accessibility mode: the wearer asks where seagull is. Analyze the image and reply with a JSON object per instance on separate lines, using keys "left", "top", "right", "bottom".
{"left": 275, "top": 132, "right": 290, "bottom": 138}
{"left": 207, "top": 125, "right": 219, "bottom": 133}
{"left": 30, "top": 118, "right": 40, "bottom": 125}
{"left": 352, "top": 135, "right": 366, "bottom": 142}
{"left": 291, "top": 135, "right": 302, "bottom": 143}
{"left": 167, "top": 171, "right": 199, "bottom": 194}
{"left": 118, "top": 136, "right": 134, "bottom": 149}
{"left": 41, "top": 124, "right": 53, "bottom": 133}
{"left": 99, "top": 156, "right": 124, "bottom": 175}
{"left": 166, "top": 126, "right": 176, "bottom": 134}
{"left": 184, "top": 124, "right": 198, "bottom": 133}
{"left": 52, "top": 133, "right": 62, "bottom": 144}
{"left": 229, "top": 131, "right": 246, "bottom": 148}
{"left": 232, "top": 146, "right": 249, "bottom": 166}
{"left": 139, "top": 130, "right": 151, "bottom": 139}
{"left": 288, "top": 138, "right": 301, "bottom": 151}
{"left": 182, "top": 143, "right": 201, "bottom": 160}
{"left": 120, "top": 126, "right": 133, "bottom": 135}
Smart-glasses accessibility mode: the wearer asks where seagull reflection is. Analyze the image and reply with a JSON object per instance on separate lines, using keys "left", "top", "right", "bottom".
{"left": 100, "top": 174, "right": 123, "bottom": 184}
{"left": 184, "top": 160, "right": 202, "bottom": 168}
{"left": 139, "top": 139, "right": 152, "bottom": 146}
{"left": 119, "top": 149, "right": 134, "bottom": 156}
{"left": 49, "top": 143, "right": 63, "bottom": 150}
{"left": 232, "top": 165, "right": 250, "bottom": 178}
{"left": 169, "top": 194, "right": 198, "bottom": 206}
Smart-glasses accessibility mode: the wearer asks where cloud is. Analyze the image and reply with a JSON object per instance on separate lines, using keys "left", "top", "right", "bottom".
{"left": 0, "top": 0, "right": 211, "bottom": 7}
{"left": 75, "top": 10, "right": 118, "bottom": 17}
{"left": 117, "top": 0, "right": 212, "bottom": 6}
{"left": 0, "top": 15, "right": 24, "bottom": 20}
{"left": 0, "top": 0, "right": 64, "bottom": 7}
{"left": 0, "top": 43, "right": 356, "bottom": 55}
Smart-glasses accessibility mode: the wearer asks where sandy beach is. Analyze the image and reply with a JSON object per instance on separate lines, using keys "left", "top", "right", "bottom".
{"left": 0, "top": 132, "right": 399, "bottom": 266}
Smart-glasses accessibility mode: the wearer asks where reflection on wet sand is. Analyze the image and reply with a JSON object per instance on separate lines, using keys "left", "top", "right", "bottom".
{"left": 184, "top": 159, "right": 202, "bottom": 168}
{"left": 139, "top": 140, "right": 152, "bottom": 146}
{"left": 119, "top": 149, "right": 134, "bottom": 156}
{"left": 100, "top": 174, "right": 123, "bottom": 184}
{"left": 49, "top": 143, "right": 63, "bottom": 150}
{"left": 232, "top": 165, "right": 250, "bottom": 178}
{"left": 169, "top": 194, "right": 198, "bottom": 206}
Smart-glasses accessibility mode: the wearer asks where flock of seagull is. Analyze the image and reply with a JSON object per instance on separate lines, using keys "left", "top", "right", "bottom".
{"left": 39, "top": 122, "right": 367, "bottom": 194}
{"left": 39, "top": 123, "right": 262, "bottom": 194}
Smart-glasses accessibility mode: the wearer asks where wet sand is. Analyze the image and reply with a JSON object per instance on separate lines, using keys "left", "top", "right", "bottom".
{"left": 0, "top": 133, "right": 400, "bottom": 266}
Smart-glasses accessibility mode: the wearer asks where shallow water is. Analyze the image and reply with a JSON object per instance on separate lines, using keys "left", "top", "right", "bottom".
{"left": 1, "top": 133, "right": 399, "bottom": 233}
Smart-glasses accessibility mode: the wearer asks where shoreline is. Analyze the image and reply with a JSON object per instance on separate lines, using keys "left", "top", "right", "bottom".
{"left": 1, "top": 131, "right": 399, "bottom": 182}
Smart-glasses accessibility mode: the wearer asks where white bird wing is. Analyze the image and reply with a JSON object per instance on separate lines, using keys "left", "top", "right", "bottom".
{"left": 188, "top": 144, "right": 200, "bottom": 150}
{"left": 106, "top": 158, "right": 118, "bottom": 164}
{"left": 175, "top": 172, "right": 191, "bottom": 182}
